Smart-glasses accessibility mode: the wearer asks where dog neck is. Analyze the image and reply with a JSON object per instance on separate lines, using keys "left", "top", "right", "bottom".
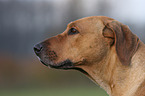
{"left": 80, "top": 45, "right": 145, "bottom": 96}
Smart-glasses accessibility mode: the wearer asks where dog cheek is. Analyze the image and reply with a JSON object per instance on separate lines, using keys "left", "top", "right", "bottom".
{"left": 87, "top": 41, "right": 109, "bottom": 63}
{"left": 95, "top": 43, "right": 109, "bottom": 62}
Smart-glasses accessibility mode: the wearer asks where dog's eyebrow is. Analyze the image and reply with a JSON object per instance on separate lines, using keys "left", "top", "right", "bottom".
{"left": 67, "top": 22, "right": 76, "bottom": 28}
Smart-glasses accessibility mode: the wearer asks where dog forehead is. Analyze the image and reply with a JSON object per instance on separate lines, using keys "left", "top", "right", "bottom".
{"left": 68, "top": 16, "right": 105, "bottom": 29}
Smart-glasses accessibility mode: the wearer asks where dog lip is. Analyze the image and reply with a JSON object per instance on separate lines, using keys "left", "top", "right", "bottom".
{"left": 40, "top": 59, "right": 86, "bottom": 69}
{"left": 48, "top": 59, "right": 74, "bottom": 69}
{"left": 40, "top": 60, "right": 49, "bottom": 66}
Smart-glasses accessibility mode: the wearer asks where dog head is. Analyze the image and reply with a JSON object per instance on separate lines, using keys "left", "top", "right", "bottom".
{"left": 34, "top": 16, "right": 139, "bottom": 72}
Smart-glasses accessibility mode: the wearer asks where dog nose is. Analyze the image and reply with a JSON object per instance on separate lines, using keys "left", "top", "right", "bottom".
{"left": 33, "top": 43, "right": 43, "bottom": 56}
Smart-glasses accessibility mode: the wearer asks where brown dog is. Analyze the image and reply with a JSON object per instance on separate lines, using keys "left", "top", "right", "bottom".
{"left": 34, "top": 16, "right": 145, "bottom": 96}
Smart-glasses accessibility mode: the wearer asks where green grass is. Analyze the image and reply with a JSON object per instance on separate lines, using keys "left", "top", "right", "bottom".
{"left": 0, "top": 87, "right": 108, "bottom": 96}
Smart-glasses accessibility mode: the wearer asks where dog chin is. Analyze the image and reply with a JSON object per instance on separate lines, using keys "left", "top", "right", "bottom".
{"left": 40, "top": 59, "right": 74, "bottom": 69}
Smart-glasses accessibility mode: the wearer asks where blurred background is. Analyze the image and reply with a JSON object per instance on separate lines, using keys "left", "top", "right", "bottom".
{"left": 0, "top": 0, "right": 145, "bottom": 96}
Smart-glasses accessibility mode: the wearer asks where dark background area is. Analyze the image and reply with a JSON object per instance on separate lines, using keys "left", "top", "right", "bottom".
{"left": 0, "top": 0, "right": 145, "bottom": 96}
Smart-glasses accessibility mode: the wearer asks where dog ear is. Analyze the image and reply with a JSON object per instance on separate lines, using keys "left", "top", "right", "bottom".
{"left": 103, "top": 21, "right": 139, "bottom": 66}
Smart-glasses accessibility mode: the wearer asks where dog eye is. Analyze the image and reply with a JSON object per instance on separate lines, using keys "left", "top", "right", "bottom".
{"left": 68, "top": 28, "right": 79, "bottom": 35}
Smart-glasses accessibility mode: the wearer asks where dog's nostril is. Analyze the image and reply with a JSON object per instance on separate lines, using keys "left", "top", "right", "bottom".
{"left": 33, "top": 44, "right": 43, "bottom": 55}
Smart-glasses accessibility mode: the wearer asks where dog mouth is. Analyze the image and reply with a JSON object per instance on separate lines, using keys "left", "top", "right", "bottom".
{"left": 40, "top": 59, "right": 74, "bottom": 69}
{"left": 40, "top": 59, "right": 89, "bottom": 76}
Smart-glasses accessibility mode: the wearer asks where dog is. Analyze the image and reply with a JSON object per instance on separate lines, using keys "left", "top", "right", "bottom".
{"left": 34, "top": 16, "right": 145, "bottom": 96}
